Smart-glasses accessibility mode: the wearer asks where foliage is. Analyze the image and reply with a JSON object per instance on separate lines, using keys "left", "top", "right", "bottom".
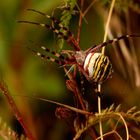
{"left": 0, "top": 118, "right": 27, "bottom": 140}
{"left": 74, "top": 105, "right": 140, "bottom": 139}
{"left": 57, "top": 0, "right": 77, "bottom": 50}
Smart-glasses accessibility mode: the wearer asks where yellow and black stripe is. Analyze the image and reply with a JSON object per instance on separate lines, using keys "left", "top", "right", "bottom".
{"left": 92, "top": 54, "right": 113, "bottom": 83}
{"left": 84, "top": 53, "right": 113, "bottom": 83}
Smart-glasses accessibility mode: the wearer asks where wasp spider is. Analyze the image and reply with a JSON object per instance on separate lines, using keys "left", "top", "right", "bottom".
{"left": 19, "top": 9, "right": 140, "bottom": 84}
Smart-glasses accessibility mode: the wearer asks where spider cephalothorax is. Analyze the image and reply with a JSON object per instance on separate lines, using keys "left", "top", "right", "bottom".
{"left": 19, "top": 9, "right": 140, "bottom": 84}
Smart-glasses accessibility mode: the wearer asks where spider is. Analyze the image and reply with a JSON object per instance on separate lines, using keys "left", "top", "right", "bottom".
{"left": 19, "top": 9, "right": 140, "bottom": 84}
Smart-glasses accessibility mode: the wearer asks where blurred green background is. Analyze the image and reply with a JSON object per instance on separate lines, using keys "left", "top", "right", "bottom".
{"left": 0, "top": 0, "right": 140, "bottom": 140}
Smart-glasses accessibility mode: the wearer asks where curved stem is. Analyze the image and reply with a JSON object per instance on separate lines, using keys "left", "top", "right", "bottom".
{"left": 115, "top": 113, "right": 129, "bottom": 140}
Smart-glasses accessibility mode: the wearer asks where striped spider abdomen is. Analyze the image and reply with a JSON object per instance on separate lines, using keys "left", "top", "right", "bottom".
{"left": 83, "top": 53, "right": 113, "bottom": 83}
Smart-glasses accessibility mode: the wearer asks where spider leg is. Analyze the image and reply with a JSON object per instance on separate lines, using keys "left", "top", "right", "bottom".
{"left": 88, "top": 34, "right": 140, "bottom": 53}
{"left": 64, "top": 64, "right": 75, "bottom": 76}
{"left": 40, "top": 46, "right": 65, "bottom": 60}
{"left": 40, "top": 46, "right": 77, "bottom": 65}
{"left": 29, "top": 45, "right": 76, "bottom": 67}
{"left": 27, "top": 9, "right": 69, "bottom": 30}
{"left": 19, "top": 20, "right": 79, "bottom": 51}
{"left": 18, "top": 20, "right": 68, "bottom": 39}
{"left": 28, "top": 46, "right": 65, "bottom": 65}
{"left": 79, "top": 72, "right": 85, "bottom": 95}
{"left": 19, "top": 9, "right": 80, "bottom": 51}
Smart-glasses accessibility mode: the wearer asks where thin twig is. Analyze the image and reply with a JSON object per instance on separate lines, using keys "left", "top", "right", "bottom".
{"left": 102, "top": 0, "right": 116, "bottom": 54}
{"left": 0, "top": 80, "right": 36, "bottom": 140}
{"left": 98, "top": 84, "right": 104, "bottom": 140}
{"left": 83, "top": 0, "right": 97, "bottom": 17}
{"left": 114, "top": 117, "right": 121, "bottom": 130}
{"left": 96, "top": 130, "right": 123, "bottom": 140}
{"left": 77, "top": 0, "right": 84, "bottom": 44}
{"left": 98, "top": 0, "right": 116, "bottom": 138}
{"left": 14, "top": 95, "right": 92, "bottom": 115}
